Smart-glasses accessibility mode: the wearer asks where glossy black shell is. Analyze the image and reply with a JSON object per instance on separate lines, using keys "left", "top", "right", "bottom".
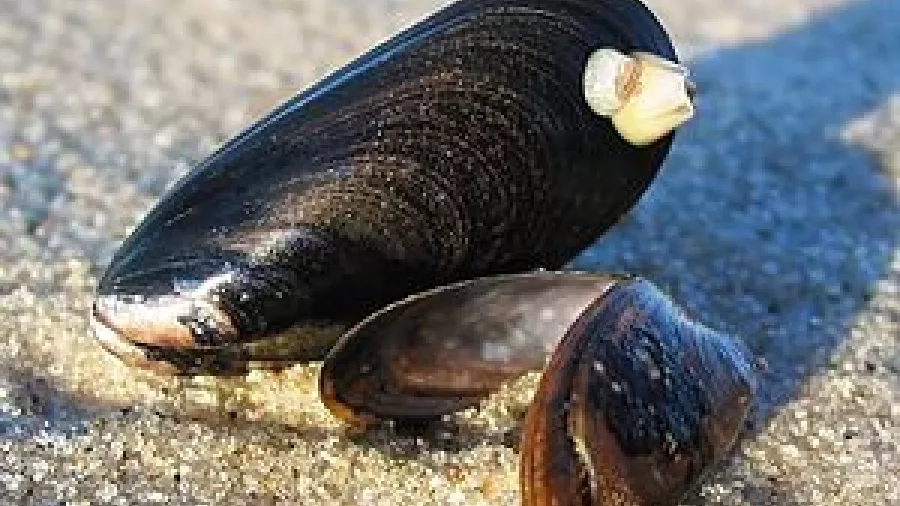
{"left": 97, "top": 0, "right": 678, "bottom": 366}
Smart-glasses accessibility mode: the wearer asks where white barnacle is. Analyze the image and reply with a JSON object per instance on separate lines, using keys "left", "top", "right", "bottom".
{"left": 583, "top": 48, "right": 695, "bottom": 146}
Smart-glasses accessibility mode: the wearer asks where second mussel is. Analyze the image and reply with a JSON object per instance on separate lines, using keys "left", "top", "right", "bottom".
{"left": 321, "top": 272, "right": 757, "bottom": 506}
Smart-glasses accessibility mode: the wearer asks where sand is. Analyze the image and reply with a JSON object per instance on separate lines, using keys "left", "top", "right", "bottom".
{"left": 0, "top": 0, "right": 897, "bottom": 504}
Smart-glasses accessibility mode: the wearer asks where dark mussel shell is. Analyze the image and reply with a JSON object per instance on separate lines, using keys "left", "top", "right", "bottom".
{"left": 92, "top": 0, "right": 682, "bottom": 374}
{"left": 320, "top": 273, "right": 756, "bottom": 505}
{"left": 519, "top": 277, "right": 755, "bottom": 506}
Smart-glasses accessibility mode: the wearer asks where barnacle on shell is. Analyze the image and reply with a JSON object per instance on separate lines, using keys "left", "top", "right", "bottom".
{"left": 584, "top": 49, "right": 695, "bottom": 146}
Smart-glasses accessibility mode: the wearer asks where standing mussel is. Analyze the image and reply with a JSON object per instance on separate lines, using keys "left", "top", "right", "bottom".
{"left": 91, "top": 0, "right": 754, "bottom": 504}
{"left": 91, "top": 0, "right": 693, "bottom": 375}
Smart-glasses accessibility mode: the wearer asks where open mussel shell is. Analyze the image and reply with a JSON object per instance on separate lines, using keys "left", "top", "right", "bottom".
{"left": 92, "top": 0, "right": 686, "bottom": 375}
{"left": 320, "top": 273, "right": 756, "bottom": 504}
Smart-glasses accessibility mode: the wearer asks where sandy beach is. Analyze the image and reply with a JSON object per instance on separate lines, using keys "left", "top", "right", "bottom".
{"left": 0, "top": 0, "right": 897, "bottom": 504}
